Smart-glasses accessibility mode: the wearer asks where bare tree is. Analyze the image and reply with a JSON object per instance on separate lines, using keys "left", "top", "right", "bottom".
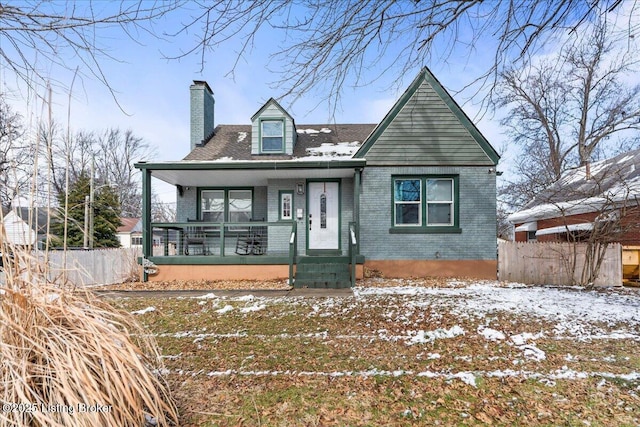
{"left": 539, "top": 166, "right": 640, "bottom": 287}
{"left": 42, "top": 124, "right": 153, "bottom": 216}
{"left": 0, "top": 96, "right": 31, "bottom": 209}
{"left": 0, "top": 1, "right": 178, "bottom": 106}
{"left": 93, "top": 129, "right": 154, "bottom": 217}
{"left": 497, "top": 18, "right": 640, "bottom": 209}
{"left": 167, "top": 0, "right": 638, "bottom": 112}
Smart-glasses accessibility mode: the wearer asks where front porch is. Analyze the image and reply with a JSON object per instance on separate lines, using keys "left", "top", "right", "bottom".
{"left": 142, "top": 220, "right": 363, "bottom": 287}
{"left": 136, "top": 160, "right": 365, "bottom": 287}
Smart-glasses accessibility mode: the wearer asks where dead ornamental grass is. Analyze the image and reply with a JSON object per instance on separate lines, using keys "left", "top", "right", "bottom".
{"left": 0, "top": 249, "right": 178, "bottom": 427}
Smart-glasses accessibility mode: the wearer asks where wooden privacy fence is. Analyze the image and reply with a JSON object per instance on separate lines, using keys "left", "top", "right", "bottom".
{"left": 498, "top": 241, "right": 622, "bottom": 287}
{"left": 46, "top": 247, "right": 142, "bottom": 287}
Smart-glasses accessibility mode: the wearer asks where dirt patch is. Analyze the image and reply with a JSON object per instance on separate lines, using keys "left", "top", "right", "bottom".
{"left": 93, "top": 278, "right": 292, "bottom": 291}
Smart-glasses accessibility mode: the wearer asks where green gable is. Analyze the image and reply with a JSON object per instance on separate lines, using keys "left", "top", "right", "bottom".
{"left": 354, "top": 67, "right": 499, "bottom": 166}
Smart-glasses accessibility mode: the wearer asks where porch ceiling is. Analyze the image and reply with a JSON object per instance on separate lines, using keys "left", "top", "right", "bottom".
{"left": 138, "top": 160, "right": 365, "bottom": 186}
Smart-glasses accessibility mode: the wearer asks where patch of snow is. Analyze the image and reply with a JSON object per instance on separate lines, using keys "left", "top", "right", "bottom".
{"left": 131, "top": 306, "right": 155, "bottom": 315}
{"left": 522, "top": 344, "right": 546, "bottom": 361}
{"left": 195, "top": 293, "right": 217, "bottom": 299}
{"left": 406, "top": 326, "right": 465, "bottom": 345}
{"left": 320, "top": 128, "right": 332, "bottom": 133}
{"left": 236, "top": 295, "right": 255, "bottom": 302}
{"left": 510, "top": 332, "right": 544, "bottom": 346}
{"left": 454, "top": 372, "right": 477, "bottom": 387}
{"left": 213, "top": 156, "right": 234, "bottom": 162}
{"left": 240, "top": 304, "right": 266, "bottom": 313}
{"left": 479, "top": 327, "right": 506, "bottom": 341}
{"left": 294, "top": 141, "right": 361, "bottom": 160}
{"left": 237, "top": 132, "right": 247, "bottom": 142}
{"left": 216, "top": 305, "right": 234, "bottom": 314}
{"left": 297, "top": 128, "right": 320, "bottom": 134}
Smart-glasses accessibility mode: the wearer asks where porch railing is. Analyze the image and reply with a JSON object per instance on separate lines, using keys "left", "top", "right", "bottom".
{"left": 150, "top": 221, "right": 296, "bottom": 258}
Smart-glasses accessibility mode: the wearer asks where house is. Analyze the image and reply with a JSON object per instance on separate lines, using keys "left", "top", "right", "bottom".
{"left": 508, "top": 149, "right": 640, "bottom": 244}
{"left": 135, "top": 67, "right": 500, "bottom": 287}
{"left": 1, "top": 207, "right": 52, "bottom": 248}
{"left": 116, "top": 217, "right": 143, "bottom": 247}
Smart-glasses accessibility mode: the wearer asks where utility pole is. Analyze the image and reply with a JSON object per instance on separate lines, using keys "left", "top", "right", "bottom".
{"left": 83, "top": 195, "right": 90, "bottom": 249}
{"left": 89, "top": 160, "right": 95, "bottom": 249}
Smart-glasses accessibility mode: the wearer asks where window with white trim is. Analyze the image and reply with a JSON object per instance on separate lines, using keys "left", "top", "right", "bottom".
{"left": 261, "top": 120, "right": 284, "bottom": 152}
{"left": 426, "top": 179, "right": 453, "bottom": 226}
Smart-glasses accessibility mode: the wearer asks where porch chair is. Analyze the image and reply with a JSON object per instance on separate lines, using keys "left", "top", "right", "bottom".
{"left": 235, "top": 219, "right": 267, "bottom": 255}
{"left": 183, "top": 218, "right": 207, "bottom": 255}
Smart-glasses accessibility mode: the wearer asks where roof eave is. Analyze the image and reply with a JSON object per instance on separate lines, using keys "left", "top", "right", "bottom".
{"left": 135, "top": 159, "right": 366, "bottom": 171}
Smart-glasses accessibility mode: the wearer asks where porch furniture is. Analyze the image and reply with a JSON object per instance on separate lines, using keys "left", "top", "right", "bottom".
{"left": 235, "top": 221, "right": 267, "bottom": 255}
{"left": 184, "top": 219, "right": 207, "bottom": 255}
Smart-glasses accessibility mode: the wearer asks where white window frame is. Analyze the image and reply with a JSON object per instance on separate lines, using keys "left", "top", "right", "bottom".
{"left": 260, "top": 119, "right": 284, "bottom": 153}
{"left": 280, "top": 191, "right": 293, "bottom": 220}
{"left": 425, "top": 178, "right": 454, "bottom": 226}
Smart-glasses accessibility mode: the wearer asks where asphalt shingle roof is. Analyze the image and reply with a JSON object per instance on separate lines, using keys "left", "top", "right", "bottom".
{"left": 183, "top": 124, "right": 376, "bottom": 161}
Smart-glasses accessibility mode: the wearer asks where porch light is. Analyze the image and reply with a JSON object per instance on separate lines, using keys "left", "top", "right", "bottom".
{"left": 296, "top": 182, "right": 305, "bottom": 195}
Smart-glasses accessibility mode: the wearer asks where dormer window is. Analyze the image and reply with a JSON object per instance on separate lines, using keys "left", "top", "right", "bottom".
{"left": 261, "top": 119, "right": 284, "bottom": 152}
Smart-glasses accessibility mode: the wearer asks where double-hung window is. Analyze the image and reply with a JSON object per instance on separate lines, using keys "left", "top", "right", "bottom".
{"left": 200, "top": 189, "right": 253, "bottom": 223}
{"left": 392, "top": 176, "right": 460, "bottom": 232}
{"left": 261, "top": 120, "right": 284, "bottom": 152}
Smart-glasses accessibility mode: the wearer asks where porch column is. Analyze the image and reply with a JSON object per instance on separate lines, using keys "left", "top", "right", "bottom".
{"left": 142, "top": 168, "right": 152, "bottom": 281}
{"left": 354, "top": 168, "right": 362, "bottom": 253}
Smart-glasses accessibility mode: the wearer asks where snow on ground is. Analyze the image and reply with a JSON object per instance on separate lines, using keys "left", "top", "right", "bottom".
{"left": 156, "top": 280, "right": 640, "bottom": 386}
{"left": 131, "top": 306, "right": 156, "bottom": 315}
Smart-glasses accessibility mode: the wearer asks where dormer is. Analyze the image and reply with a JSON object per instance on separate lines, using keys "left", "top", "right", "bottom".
{"left": 251, "top": 98, "right": 296, "bottom": 155}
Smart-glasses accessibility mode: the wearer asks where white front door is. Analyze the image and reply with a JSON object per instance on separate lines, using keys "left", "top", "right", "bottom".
{"left": 308, "top": 181, "right": 340, "bottom": 250}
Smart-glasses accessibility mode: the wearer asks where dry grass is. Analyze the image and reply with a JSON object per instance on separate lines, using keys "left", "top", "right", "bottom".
{"left": 0, "top": 243, "right": 178, "bottom": 426}
{"left": 113, "top": 285, "right": 640, "bottom": 426}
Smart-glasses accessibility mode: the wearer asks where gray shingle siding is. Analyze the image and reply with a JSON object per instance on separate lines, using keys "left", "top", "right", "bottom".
{"left": 360, "top": 166, "right": 496, "bottom": 260}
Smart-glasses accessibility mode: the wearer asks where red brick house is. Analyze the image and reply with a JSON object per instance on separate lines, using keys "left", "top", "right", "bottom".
{"left": 508, "top": 149, "right": 640, "bottom": 245}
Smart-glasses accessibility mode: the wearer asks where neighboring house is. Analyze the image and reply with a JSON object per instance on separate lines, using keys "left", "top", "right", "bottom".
{"left": 135, "top": 67, "right": 500, "bottom": 286}
{"left": 116, "top": 217, "right": 143, "bottom": 247}
{"left": 2, "top": 207, "right": 52, "bottom": 248}
{"left": 508, "top": 148, "right": 640, "bottom": 244}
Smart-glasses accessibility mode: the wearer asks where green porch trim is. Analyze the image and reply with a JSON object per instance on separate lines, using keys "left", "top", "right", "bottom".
{"left": 141, "top": 254, "right": 365, "bottom": 266}
{"left": 354, "top": 168, "right": 361, "bottom": 254}
{"left": 134, "top": 159, "right": 366, "bottom": 171}
{"left": 306, "top": 249, "right": 342, "bottom": 256}
{"left": 147, "top": 256, "right": 292, "bottom": 265}
{"left": 353, "top": 67, "right": 500, "bottom": 165}
{"left": 142, "top": 168, "right": 152, "bottom": 281}
{"left": 305, "top": 178, "right": 342, "bottom": 254}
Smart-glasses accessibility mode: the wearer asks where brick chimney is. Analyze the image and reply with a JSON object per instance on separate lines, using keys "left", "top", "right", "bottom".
{"left": 190, "top": 80, "right": 215, "bottom": 150}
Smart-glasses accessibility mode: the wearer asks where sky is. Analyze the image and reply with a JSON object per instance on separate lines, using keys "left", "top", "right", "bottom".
{"left": 0, "top": 2, "right": 638, "bottom": 205}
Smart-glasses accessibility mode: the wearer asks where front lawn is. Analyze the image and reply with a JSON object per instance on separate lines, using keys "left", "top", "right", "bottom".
{"left": 111, "top": 279, "right": 640, "bottom": 426}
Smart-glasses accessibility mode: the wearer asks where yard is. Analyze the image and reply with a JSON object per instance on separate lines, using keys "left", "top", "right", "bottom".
{"left": 110, "top": 279, "right": 640, "bottom": 426}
